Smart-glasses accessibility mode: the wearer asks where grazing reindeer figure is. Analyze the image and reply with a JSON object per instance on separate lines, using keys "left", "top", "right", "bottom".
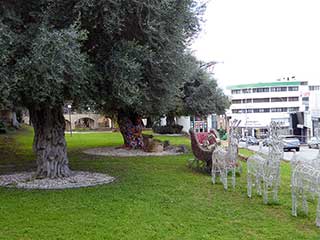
{"left": 247, "top": 122, "right": 283, "bottom": 204}
{"left": 291, "top": 128, "right": 320, "bottom": 227}
{"left": 211, "top": 119, "right": 241, "bottom": 190}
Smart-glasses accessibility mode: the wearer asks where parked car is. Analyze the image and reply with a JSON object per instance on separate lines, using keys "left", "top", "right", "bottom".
{"left": 282, "top": 135, "right": 300, "bottom": 151}
{"left": 248, "top": 136, "right": 259, "bottom": 145}
{"left": 240, "top": 136, "right": 259, "bottom": 145}
{"left": 308, "top": 137, "right": 320, "bottom": 149}
{"left": 262, "top": 138, "right": 271, "bottom": 147}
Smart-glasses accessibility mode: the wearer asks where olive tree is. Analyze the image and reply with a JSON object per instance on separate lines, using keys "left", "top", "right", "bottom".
{"left": 73, "top": 0, "right": 206, "bottom": 148}
{"left": 0, "top": 2, "right": 91, "bottom": 178}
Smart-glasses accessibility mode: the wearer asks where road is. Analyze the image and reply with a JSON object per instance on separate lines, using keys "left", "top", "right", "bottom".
{"left": 239, "top": 143, "right": 320, "bottom": 162}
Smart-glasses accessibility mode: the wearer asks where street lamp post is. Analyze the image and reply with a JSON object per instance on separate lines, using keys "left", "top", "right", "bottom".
{"left": 67, "top": 104, "right": 72, "bottom": 137}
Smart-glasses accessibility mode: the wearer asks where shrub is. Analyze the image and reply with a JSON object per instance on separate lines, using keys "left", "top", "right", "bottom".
{"left": 221, "top": 133, "right": 228, "bottom": 141}
{"left": 152, "top": 124, "right": 183, "bottom": 134}
{"left": 187, "top": 158, "right": 210, "bottom": 173}
{"left": 217, "top": 128, "right": 226, "bottom": 138}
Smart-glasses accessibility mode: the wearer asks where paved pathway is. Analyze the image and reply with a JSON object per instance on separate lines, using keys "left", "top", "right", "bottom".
{"left": 239, "top": 142, "right": 319, "bottom": 162}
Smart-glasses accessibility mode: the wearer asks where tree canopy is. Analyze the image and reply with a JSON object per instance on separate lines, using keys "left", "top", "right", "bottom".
{"left": 182, "top": 66, "right": 230, "bottom": 116}
{"left": 0, "top": 1, "right": 91, "bottom": 110}
{"left": 73, "top": 0, "right": 206, "bottom": 117}
{"left": 0, "top": 1, "right": 229, "bottom": 170}
{"left": 0, "top": 0, "right": 215, "bottom": 118}
{"left": 0, "top": 1, "right": 93, "bottom": 178}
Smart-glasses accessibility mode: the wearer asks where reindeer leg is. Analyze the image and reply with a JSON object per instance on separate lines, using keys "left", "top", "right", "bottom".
{"left": 263, "top": 181, "right": 269, "bottom": 204}
{"left": 247, "top": 172, "right": 252, "bottom": 198}
{"left": 302, "top": 187, "right": 308, "bottom": 215}
{"left": 211, "top": 167, "right": 216, "bottom": 184}
{"left": 256, "top": 175, "right": 262, "bottom": 196}
{"left": 222, "top": 168, "right": 228, "bottom": 190}
{"left": 232, "top": 168, "right": 236, "bottom": 189}
{"left": 292, "top": 186, "right": 298, "bottom": 217}
{"left": 273, "top": 181, "right": 279, "bottom": 203}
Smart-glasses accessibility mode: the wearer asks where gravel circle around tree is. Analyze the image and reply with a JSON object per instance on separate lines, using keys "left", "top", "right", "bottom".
{"left": 0, "top": 171, "right": 115, "bottom": 190}
{"left": 83, "top": 146, "right": 187, "bottom": 157}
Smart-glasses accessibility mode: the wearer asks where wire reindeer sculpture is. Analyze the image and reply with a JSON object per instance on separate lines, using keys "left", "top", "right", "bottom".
{"left": 247, "top": 121, "right": 284, "bottom": 204}
{"left": 291, "top": 128, "right": 320, "bottom": 227}
{"left": 211, "top": 119, "right": 241, "bottom": 190}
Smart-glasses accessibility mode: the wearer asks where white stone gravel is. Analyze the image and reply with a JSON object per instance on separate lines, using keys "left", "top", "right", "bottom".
{"left": 0, "top": 171, "right": 115, "bottom": 190}
{"left": 83, "top": 146, "right": 185, "bottom": 157}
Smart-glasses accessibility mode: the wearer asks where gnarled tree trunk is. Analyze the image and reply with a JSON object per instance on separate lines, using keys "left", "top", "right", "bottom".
{"left": 145, "top": 116, "right": 153, "bottom": 128}
{"left": 166, "top": 112, "right": 176, "bottom": 127}
{"left": 29, "top": 106, "right": 71, "bottom": 178}
{"left": 117, "top": 111, "right": 144, "bottom": 149}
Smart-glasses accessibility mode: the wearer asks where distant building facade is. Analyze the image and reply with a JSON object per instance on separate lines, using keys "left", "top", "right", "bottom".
{"left": 226, "top": 77, "right": 320, "bottom": 142}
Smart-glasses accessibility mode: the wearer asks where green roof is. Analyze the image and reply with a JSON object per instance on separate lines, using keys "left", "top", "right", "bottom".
{"left": 227, "top": 81, "right": 301, "bottom": 90}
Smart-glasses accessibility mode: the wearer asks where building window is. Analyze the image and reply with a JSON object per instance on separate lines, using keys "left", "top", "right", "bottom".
{"left": 252, "top": 98, "right": 270, "bottom": 103}
{"left": 252, "top": 108, "right": 270, "bottom": 113}
{"left": 232, "top": 109, "right": 245, "bottom": 114}
{"left": 302, "top": 96, "right": 309, "bottom": 106}
{"left": 288, "top": 86, "right": 299, "bottom": 91}
{"left": 241, "top": 99, "right": 253, "bottom": 103}
{"left": 271, "top": 97, "right": 287, "bottom": 102}
{"left": 271, "top": 108, "right": 288, "bottom": 112}
{"left": 242, "top": 88, "right": 252, "bottom": 93}
{"left": 271, "top": 87, "right": 287, "bottom": 92}
{"left": 288, "top": 97, "right": 299, "bottom": 102}
{"left": 288, "top": 107, "right": 299, "bottom": 112}
{"left": 253, "top": 87, "right": 269, "bottom": 93}
{"left": 246, "top": 109, "right": 253, "bottom": 113}
{"left": 231, "top": 89, "right": 241, "bottom": 94}
{"left": 309, "top": 85, "right": 320, "bottom": 91}
{"left": 300, "top": 81, "right": 308, "bottom": 85}
{"left": 231, "top": 99, "right": 242, "bottom": 104}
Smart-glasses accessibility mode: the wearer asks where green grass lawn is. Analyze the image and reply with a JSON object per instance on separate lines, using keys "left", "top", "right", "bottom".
{"left": 0, "top": 127, "right": 319, "bottom": 240}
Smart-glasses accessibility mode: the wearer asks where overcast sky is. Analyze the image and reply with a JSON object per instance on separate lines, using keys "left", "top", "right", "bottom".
{"left": 191, "top": 0, "right": 320, "bottom": 89}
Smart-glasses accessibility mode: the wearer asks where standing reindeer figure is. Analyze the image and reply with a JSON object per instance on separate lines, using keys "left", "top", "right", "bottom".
{"left": 291, "top": 128, "right": 320, "bottom": 227}
{"left": 211, "top": 119, "right": 241, "bottom": 190}
{"left": 247, "top": 121, "right": 283, "bottom": 204}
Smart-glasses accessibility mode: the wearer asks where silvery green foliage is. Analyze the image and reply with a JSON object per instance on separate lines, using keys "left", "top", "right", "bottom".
{"left": 0, "top": 22, "right": 17, "bottom": 108}
{"left": 1, "top": 0, "right": 205, "bottom": 116}
{"left": 247, "top": 121, "right": 284, "bottom": 204}
{"left": 0, "top": 2, "right": 91, "bottom": 110}
{"left": 71, "top": 0, "right": 206, "bottom": 117}
{"left": 105, "top": 40, "right": 151, "bottom": 109}
{"left": 211, "top": 119, "right": 241, "bottom": 190}
{"left": 14, "top": 25, "right": 90, "bottom": 108}
{"left": 182, "top": 67, "right": 230, "bottom": 116}
{"left": 291, "top": 128, "right": 320, "bottom": 227}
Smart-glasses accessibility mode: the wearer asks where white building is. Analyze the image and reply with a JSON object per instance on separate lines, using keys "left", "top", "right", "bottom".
{"left": 309, "top": 83, "right": 320, "bottom": 135}
{"left": 226, "top": 78, "right": 320, "bottom": 142}
{"left": 161, "top": 114, "right": 227, "bottom": 133}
